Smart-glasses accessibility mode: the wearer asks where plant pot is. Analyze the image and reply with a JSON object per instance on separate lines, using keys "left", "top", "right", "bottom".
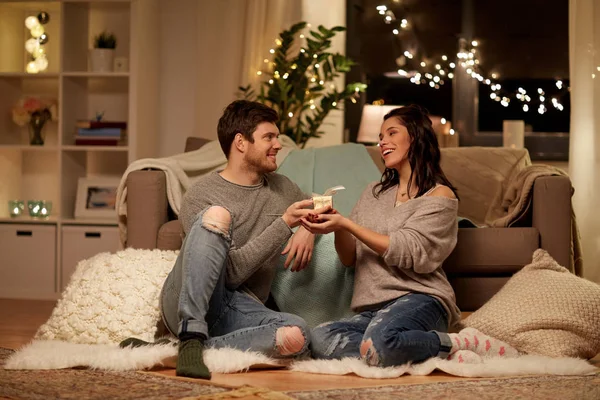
{"left": 89, "top": 48, "right": 115, "bottom": 72}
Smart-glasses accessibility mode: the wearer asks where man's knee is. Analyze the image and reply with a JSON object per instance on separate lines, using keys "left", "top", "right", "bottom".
{"left": 275, "top": 326, "right": 307, "bottom": 356}
{"left": 201, "top": 206, "right": 231, "bottom": 235}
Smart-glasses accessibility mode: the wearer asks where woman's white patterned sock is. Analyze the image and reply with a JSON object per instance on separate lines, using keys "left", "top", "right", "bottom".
{"left": 448, "top": 327, "right": 520, "bottom": 358}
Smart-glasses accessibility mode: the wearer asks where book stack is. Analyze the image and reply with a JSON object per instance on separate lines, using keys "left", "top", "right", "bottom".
{"left": 75, "top": 120, "right": 127, "bottom": 146}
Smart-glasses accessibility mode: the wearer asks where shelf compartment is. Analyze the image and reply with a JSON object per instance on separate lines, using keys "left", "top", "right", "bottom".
{"left": 0, "top": 2, "right": 62, "bottom": 74}
{"left": 0, "top": 75, "right": 59, "bottom": 145}
{"left": 0, "top": 148, "right": 59, "bottom": 219}
{"left": 62, "top": 75, "right": 129, "bottom": 145}
{"left": 62, "top": 1, "right": 130, "bottom": 73}
{"left": 60, "top": 149, "right": 126, "bottom": 220}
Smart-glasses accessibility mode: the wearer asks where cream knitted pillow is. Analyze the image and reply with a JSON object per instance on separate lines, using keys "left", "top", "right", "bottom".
{"left": 35, "top": 249, "right": 177, "bottom": 344}
{"left": 464, "top": 249, "right": 600, "bottom": 359}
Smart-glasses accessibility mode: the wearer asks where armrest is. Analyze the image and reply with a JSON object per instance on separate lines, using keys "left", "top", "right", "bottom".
{"left": 126, "top": 170, "right": 169, "bottom": 249}
{"left": 532, "top": 175, "right": 572, "bottom": 269}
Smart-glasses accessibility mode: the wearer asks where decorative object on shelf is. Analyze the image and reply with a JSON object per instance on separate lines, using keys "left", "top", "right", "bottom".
{"left": 238, "top": 22, "right": 366, "bottom": 148}
{"left": 90, "top": 31, "right": 117, "bottom": 72}
{"left": 75, "top": 176, "right": 120, "bottom": 219}
{"left": 503, "top": 120, "right": 525, "bottom": 149}
{"left": 8, "top": 200, "right": 25, "bottom": 218}
{"left": 24, "top": 11, "right": 50, "bottom": 74}
{"left": 27, "top": 200, "right": 52, "bottom": 218}
{"left": 11, "top": 96, "right": 58, "bottom": 146}
{"left": 114, "top": 57, "right": 129, "bottom": 72}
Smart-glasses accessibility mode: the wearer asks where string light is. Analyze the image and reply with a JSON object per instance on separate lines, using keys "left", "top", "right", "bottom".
{"left": 376, "top": 2, "right": 568, "bottom": 115}
{"left": 24, "top": 12, "right": 50, "bottom": 73}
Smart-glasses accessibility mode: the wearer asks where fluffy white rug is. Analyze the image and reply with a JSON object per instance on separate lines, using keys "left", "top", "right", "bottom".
{"left": 5, "top": 340, "right": 597, "bottom": 378}
{"left": 4, "top": 340, "right": 287, "bottom": 373}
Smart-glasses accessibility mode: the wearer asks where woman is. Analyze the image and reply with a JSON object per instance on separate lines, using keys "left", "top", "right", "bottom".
{"left": 302, "top": 105, "right": 516, "bottom": 367}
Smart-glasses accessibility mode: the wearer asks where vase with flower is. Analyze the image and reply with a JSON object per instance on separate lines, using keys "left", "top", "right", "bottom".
{"left": 12, "top": 97, "right": 58, "bottom": 145}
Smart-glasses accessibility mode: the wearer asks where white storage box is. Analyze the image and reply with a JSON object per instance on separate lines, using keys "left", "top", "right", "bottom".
{"left": 61, "top": 225, "right": 120, "bottom": 290}
{"left": 0, "top": 224, "right": 57, "bottom": 299}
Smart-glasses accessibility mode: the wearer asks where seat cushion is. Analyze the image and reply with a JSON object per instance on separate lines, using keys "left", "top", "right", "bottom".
{"left": 443, "top": 227, "right": 539, "bottom": 275}
{"left": 157, "top": 220, "right": 183, "bottom": 251}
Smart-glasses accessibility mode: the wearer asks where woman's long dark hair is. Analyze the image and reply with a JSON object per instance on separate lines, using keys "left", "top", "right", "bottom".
{"left": 373, "top": 104, "right": 459, "bottom": 200}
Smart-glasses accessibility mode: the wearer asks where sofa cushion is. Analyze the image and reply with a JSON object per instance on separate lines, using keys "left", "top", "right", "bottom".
{"left": 157, "top": 220, "right": 183, "bottom": 250}
{"left": 443, "top": 227, "right": 539, "bottom": 275}
{"left": 463, "top": 249, "right": 600, "bottom": 359}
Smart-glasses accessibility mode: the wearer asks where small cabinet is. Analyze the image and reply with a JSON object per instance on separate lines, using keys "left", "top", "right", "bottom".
{"left": 0, "top": 224, "right": 57, "bottom": 299}
{"left": 61, "top": 225, "right": 120, "bottom": 290}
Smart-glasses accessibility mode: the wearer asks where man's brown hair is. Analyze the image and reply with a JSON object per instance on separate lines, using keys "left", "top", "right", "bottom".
{"left": 217, "top": 100, "right": 279, "bottom": 158}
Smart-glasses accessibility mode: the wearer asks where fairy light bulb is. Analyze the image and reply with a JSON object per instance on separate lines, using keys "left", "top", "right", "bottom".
{"left": 35, "top": 54, "right": 48, "bottom": 71}
{"left": 31, "top": 24, "right": 45, "bottom": 38}
{"left": 25, "top": 38, "right": 39, "bottom": 54}
{"left": 26, "top": 61, "right": 39, "bottom": 74}
{"left": 34, "top": 47, "right": 45, "bottom": 58}
{"left": 25, "top": 16, "right": 39, "bottom": 30}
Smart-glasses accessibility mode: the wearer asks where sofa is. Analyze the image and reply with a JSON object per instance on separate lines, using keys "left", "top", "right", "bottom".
{"left": 125, "top": 137, "right": 573, "bottom": 311}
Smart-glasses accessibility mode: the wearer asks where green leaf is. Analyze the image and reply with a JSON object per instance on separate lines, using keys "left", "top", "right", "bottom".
{"left": 310, "top": 30, "right": 323, "bottom": 40}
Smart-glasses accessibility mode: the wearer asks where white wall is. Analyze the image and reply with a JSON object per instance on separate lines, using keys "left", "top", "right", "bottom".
{"left": 157, "top": 0, "right": 199, "bottom": 157}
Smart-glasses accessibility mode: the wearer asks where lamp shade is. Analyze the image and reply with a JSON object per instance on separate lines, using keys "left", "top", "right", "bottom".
{"left": 356, "top": 104, "right": 399, "bottom": 143}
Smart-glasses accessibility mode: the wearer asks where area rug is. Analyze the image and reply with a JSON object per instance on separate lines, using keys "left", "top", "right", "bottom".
{"left": 3, "top": 347, "right": 599, "bottom": 400}
{"left": 0, "top": 348, "right": 228, "bottom": 400}
{"left": 285, "top": 374, "right": 600, "bottom": 400}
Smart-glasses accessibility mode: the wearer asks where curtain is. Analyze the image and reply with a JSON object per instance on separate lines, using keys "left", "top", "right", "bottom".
{"left": 568, "top": 0, "right": 600, "bottom": 283}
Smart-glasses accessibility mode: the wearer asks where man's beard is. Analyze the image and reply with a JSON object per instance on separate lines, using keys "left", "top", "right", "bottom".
{"left": 244, "top": 148, "right": 277, "bottom": 174}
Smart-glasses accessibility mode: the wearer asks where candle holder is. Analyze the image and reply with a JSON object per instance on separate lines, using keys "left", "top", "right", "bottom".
{"left": 8, "top": 200, "right": 25, "bottom": 217}
{"left": 28, "top": 200, "right": 52, "bottom": 218}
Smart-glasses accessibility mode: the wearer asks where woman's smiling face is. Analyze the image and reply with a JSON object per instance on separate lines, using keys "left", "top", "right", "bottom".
{"left": 379, "top": 117, "right": 411, "bottom": 170}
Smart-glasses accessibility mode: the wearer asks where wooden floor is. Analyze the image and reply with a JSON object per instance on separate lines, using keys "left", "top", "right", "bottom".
{"left": 1, "top": 298, "right": 598, "bottom": 394}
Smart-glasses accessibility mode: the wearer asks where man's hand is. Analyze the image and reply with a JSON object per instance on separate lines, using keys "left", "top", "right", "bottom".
{"left": 300, "top": 209, "right": 347, "bottom": 234}
{"left": 281, "top": 226, "right": 314, "bottom": 272}
{"left": 282, "top": 199, "right": 331, "bottom": 228}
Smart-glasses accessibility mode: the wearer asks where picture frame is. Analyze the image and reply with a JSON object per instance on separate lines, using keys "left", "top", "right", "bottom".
{"left": 75, "top": 176, "right": 120, "bottom": 219}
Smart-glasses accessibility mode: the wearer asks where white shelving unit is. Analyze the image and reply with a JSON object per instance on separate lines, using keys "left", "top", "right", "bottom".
{"left": 0, "top": 0, "right": 159, "bottom": 299}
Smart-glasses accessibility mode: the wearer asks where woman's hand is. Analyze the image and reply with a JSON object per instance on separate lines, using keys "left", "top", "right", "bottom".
{"left": 301, "top": 209, "right": 347, "bottom": 234}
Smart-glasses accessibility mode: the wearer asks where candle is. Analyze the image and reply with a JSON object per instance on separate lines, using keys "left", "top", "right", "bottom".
{"left": 28, "top": 200, "right": 52, "bottom": 218}
{"left": 8, "top": 200, "right": 25, "bottom": 217}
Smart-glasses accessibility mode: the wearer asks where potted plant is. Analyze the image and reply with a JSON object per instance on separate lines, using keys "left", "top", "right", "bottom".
{"left": 90, "top": 31, "right": 116, "bottom": 72}
{"left": 239, "top": 22, "right": 366, "bottom": 148}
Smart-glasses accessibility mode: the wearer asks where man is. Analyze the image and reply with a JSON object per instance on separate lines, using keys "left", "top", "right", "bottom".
{"left": 122, "top": 100, "right": 325, "bottom": 379}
